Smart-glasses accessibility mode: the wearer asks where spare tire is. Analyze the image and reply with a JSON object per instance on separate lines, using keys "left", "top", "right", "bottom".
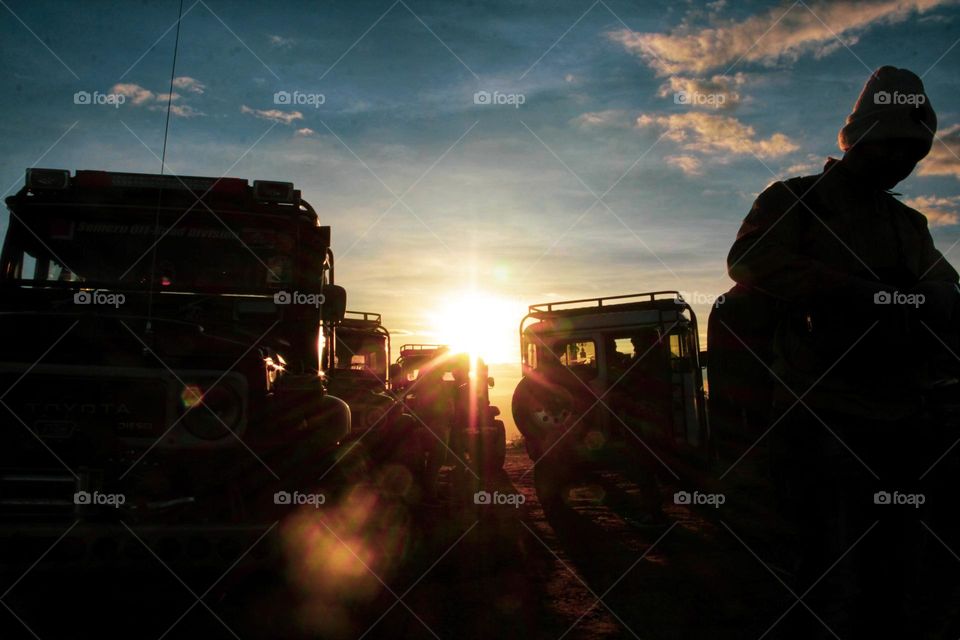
{"left": 512, "top": 375, "right": 580, "bottom": 461}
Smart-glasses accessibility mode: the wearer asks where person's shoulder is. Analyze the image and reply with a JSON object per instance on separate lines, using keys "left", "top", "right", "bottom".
{"left": 752, "top": 174, "right": 818, "bottom": 210}
{"left": 889, "top": 194, "right": 931, "bottom": 230}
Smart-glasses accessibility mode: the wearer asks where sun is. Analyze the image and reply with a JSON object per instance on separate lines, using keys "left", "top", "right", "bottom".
{"left": 431, "top": 290, "right": 525, "bottom": 364}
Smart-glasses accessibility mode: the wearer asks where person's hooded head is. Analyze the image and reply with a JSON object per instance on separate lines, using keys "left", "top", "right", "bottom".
{"left": 838, "top": 66, "right": 937, "bottom": 190}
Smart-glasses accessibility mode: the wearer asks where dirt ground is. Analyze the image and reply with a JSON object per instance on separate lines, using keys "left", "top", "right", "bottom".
{"left": 3, "top": 444, "right": 958, "bottom": 639}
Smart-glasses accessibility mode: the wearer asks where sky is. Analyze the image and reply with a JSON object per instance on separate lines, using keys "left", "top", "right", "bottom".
{"left": 2, "top": 0, "right": 960, "bottom": 374}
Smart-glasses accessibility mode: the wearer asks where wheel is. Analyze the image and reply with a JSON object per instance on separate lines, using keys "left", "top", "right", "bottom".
{"left": 512, "top": 376, "right": 579, "bottom": 462}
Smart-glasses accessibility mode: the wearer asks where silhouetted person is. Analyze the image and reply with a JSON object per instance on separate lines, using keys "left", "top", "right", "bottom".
{"left": 727, "top": 66, "right": 958, "bottom": 637}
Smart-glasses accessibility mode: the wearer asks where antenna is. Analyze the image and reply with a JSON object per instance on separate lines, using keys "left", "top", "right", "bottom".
{"left": 144, "top": 0, "right": 184, "bottom": 335}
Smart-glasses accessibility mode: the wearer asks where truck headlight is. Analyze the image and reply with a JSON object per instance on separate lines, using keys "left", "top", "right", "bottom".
{"left": 180, "top": 383, "right": 242, "bottom": 440}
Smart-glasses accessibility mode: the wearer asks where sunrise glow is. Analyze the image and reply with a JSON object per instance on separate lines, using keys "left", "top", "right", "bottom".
{"left": 430, "top": 290, "right": 527, "bottom": 364}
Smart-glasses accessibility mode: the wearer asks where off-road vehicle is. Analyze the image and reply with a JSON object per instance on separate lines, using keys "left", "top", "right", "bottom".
{"left": 391, "top": 344, "right": 507, "bottom": 483}
{"left": 512, "top": 292, "right": 709, "bottom": 505}
{"left": 0, "top": 168, "right": 349, "bottom": 563}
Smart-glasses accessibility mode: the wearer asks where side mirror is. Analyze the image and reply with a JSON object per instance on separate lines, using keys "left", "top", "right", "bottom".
{"left": 487, "top": 376, "right": 495, "bottom": 388}
{"left": 321, "top": 285, "right": 346, "bottom": 323}
{"left": 389, "top": 363, "right": 402, "bottom": 382}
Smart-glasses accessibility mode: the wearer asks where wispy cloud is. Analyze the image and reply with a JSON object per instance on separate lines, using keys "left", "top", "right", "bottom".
{"left": 656, "top": 73, "right": 748, "bottom": 110}
{"left": 110, "top": 80, "right": 204, "bottom": 117}
{"left": 608, "top": 0, "right": 949, "bottom": 75}
{"left": 636, "top": 112, "right": 798, "bottom": 159}
{"left": 666, "top": 154, "right": 703, "bottom": 175}
{"left": 295, "top": 127, "right": 315, "bottom": 137}
{"left": 268, "top": 34, "right": 295, "bottom": 48}
{"left": 919, "top": 124, "right": 960, "bottom": 179}
{"left": 111, "top": 83, "right": 156, "bottom": 105}
{"left": 240, "top": 105, "right": 303, "bottom": 125}
{"left": 573, "top": 109, "right": 630, "bottom": 128}
{"left": 172, "top": 76, "right": 206, "bottom": 94}
{"left": 904, "top": 194, "right": 960, "bottom": 226}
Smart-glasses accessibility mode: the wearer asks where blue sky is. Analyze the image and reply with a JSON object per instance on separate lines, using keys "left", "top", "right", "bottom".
{"left": 2, "top": 0, "right": 959, "bottom": 363}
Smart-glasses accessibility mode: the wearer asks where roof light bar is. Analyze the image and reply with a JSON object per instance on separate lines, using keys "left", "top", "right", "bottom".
{"left": 252, "top": 180, "right": 296, "bottom": 204}
{"left": 26, "top": 168, "right": 70, "bottom": 191}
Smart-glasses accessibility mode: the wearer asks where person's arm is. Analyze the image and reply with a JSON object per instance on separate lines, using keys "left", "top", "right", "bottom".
{"left": 727, "top": 181, "right": 882, "bottom": 303}
{"left": 908, "top": 209, "right": 960, "bottom": 326}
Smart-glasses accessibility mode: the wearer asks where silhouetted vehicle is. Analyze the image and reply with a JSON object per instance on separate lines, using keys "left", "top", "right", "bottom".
{"left": 512, "top": 292, "right": 709, "bottom": 503}
{"left": 326, "top": 310, "right": 396, "bottom": 432}
{"left": 391, "top": 344, "right": 506, "bottom": 483}
{"left": 0, "top": 168, "right": 349, "bottom": 564}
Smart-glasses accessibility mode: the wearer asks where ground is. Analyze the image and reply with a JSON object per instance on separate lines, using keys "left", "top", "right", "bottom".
{"left": 2, "top": 443, "right": 827, "bottom": 640}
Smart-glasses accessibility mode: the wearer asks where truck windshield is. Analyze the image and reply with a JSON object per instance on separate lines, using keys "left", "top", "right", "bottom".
{"left": 2, "top": 207, "right": 296, "bottom": 292}
{"left": 334, "top": 331, "right": 386, "bottom": 377}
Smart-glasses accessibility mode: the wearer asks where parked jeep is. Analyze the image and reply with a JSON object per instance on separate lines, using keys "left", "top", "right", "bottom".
{"left": 512, "top": 292, "right": 709, "bottom": 506}
{"left": 0, "top": 168, "right": 349, "bottom": 563}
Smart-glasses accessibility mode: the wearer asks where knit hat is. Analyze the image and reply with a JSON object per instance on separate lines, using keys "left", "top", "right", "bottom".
{"left": 837, "top": 66, "right": 937, "bottom": 154}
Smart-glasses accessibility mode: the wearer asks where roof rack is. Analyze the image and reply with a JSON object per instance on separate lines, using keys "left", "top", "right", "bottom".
{"left": 342, "top": 310, "right": 382, "bottom": 325}
{"left": 528, "top": 291, "right": 684, "bottom": 316}
{"left": 398, "top": 344, "right": 448, "bottom": 354}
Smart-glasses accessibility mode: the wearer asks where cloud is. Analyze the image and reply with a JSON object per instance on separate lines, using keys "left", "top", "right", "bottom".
{"left": 268, "top": 34, "right": 295, "bottom": 48}
{"left": 240, "top": 105, "right": 303, "bottom": 125}
{"left": 918, "top": 124, "right": 960, "bottom": 179}
{"left": 656, "top": 73, "right": 747, "bottom": 110}
{"left": 573, "top": 109, "right": 630, "bottom": 128}
{"left": 783, "top": 153, "right": 824, "bottom": 176}
{"left": 165, "top": 104, "right": 203, "bottom": 118}
{"left": 666, "top": 155, "right": 703, "bottom": 175}
{"left": 903, "top": 195, "right": 960, "bottom": 227}
{"left": 636, "top": 112, "right": 798, "bottom": 158}
{"left": 608, "top": 0, "right": 949, "bottom": 75}
{"left": 295, "top": 127, "right": 316, "bottom": 137}
{"left": 111, "top": 83, "right": 156, "bottom": 105}
{"left": 172, "top": 76, "right": 206, "bottom": 94}
{"left": 111, "top": 81, "right": 205, "bottom": 117}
